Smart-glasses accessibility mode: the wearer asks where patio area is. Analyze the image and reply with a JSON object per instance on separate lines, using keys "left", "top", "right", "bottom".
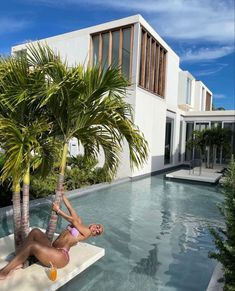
{"left": 165, "top": 164, "right": 226, "bottom": 184}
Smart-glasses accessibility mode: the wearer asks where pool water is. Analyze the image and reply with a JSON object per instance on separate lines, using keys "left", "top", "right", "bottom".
{"left": 0, "top": 175, "right": 224, "bottom": 291}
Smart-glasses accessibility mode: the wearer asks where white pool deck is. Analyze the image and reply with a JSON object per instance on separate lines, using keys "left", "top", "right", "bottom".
{"left": 0, "top": 231, "right": 105, "bottom": 291}
{"left": 165, "top": 166, "right": 224, "bottom": 184}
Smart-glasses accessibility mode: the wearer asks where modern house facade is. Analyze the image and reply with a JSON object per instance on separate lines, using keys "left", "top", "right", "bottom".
{"left": 12, "top": 15, "right": 235, "bottom": 179}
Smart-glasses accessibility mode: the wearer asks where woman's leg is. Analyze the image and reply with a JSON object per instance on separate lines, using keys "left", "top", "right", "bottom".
{"left": 0, "top": 241, "right": 69, "bottom": 279}
{"left": 22, "top": 228, "right": 51, "bottom": 247}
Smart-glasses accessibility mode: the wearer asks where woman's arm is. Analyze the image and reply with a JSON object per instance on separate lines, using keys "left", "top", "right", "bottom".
{"left": 62, "top": 193, "right": 82, "bottom": 223}
{"left": 52, "top": 202, "right": 91, "bottom": 238}
{"left": 52, "top": 202, "right": 73, "bottom": 223}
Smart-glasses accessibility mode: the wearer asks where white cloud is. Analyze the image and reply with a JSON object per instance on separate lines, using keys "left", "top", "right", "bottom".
{"left": 32, "top": 0, "right": 235, "bottom": 43}
{"left": 180, "top": 46, "right": 234, "bottom": 62}
{"left": 25, "top": 0, "right": 235, "bottom": 62}
{"left": 0, "top": 18, "right": 28, "bottom": 35}
{"left": 213, "top": 94, "right": 226, "bottom": 99}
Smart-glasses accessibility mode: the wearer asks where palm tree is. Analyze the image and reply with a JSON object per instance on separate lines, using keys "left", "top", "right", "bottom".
{"left": 0, "top": 53, "right": 56, "bottom": 250}
{"left": 27, "top": 44, "right": 149, "bottom": 241}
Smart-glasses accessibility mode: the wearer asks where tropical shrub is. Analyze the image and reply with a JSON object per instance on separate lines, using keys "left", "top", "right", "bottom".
{"left": 30, "top": 173, "right": 57, "bottom": 199}
{"left": 209, "top": 159, "right": 235, "bottom": 290}
{"left": 186, "top": 127, "right": 231, "bottom": 168}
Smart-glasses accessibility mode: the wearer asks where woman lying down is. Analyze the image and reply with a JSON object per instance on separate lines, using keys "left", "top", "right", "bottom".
{"left": 0, "top": 193, "right": 104, "bottom": 280}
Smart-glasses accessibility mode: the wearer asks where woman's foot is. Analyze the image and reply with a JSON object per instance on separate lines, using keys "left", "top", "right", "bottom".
{"left": 0, "top": 264, "right": 23, "bottom": 280}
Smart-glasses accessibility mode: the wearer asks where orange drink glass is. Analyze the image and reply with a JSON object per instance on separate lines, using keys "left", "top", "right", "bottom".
{"left": 49, "top": 263, "right": 57, "bottom": 281}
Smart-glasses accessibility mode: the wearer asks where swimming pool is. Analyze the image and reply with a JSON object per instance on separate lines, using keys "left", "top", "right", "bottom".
{"left": 0, "top": 174, "right": 223, "bottom": 291}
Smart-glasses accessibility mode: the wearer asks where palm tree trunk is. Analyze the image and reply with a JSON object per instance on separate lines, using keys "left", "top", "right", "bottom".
{"left": 206, "top": 146, "right": 210, "bottom": 168}
{"left": 46, "top": 142, "right": 68, "bottom": 241}
{"left": 21, "top": 166, "right": 30, "bottom": 241}
{"left": 12, "top": 178, "right": 22, "bottom": 252}
{"left": 212, "top": 145, "right": 217, "bottom": 169}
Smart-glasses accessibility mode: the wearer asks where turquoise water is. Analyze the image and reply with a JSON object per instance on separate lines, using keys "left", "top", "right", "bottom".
{"left": 0, "top": 175, "right": 224, "bottom": 291}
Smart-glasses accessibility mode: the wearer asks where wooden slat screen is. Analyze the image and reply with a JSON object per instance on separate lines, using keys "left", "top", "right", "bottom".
{"left": 139, "top": 28, "right": 167, "bottom": 98}
{"left": 205, "top": 92, "right": 212, "bottom": 111}
{"left": 91, "top": 25, "right": 134, "bottom": 81}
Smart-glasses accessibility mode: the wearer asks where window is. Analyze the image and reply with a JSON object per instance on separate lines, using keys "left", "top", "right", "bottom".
{"left": 14, "top": 49, "right": 27, "bottom": 58}
{"left": 223, "top": 122, "right": 235, "bottom": 162}
{"left": 205, "top": 92, "right": 211, "bottom": 111}
{"left": 91, "top": 26, "right": 133, "bottom": 80}
{"left": 195, "top": 122, "right": 209, "bottom": 131}
{"left": 164, "top": 118, "right": 173, "bottom": 164}
{"left": 186, "top": 77, "right": 192, "bottom": 105}
{"left": 178, "top": 120, "right": 183, "bottom": 162}
{"left": 139, "top": 28, "right": 167, "bottom": 98}
{"left": 185, "top": 122, "right": 194, "bottom": 161}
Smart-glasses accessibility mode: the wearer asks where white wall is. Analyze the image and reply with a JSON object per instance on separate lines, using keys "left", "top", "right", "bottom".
{"left": 131, "top": 87, "right": 167, "bottom": 177}
{"left": 194, "top": 81, "right": 212, "bottom": 112}
{"left": 177, "top": 71, "right": 195, "bottom": 110}
{"left": 164, "top": 53, "right": 180, "bottom": 108}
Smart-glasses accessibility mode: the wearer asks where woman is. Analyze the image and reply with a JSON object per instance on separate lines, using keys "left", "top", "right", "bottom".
{"left": 0, "top": 193, "right": 104, "bottom": 280}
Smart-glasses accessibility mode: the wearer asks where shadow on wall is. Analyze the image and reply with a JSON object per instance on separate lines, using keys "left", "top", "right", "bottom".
{"left": 151, "top": 151, "right": 183, "bottom": 173}
{"left": 151, "top": 155, "right": 165, "bottom": 173}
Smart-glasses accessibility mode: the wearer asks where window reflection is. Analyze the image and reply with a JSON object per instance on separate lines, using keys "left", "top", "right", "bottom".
{"left": 122, "top": 28, "right": 131, "bottom": 78}
{"left": 91, "top": 26, "right": 133, "bottom": 80}
{"left": 92, "top": 35, "right": 99, "bottom": 66}
{"left": 112, "top": 30, "right": 119, "bottom": 66}
{"left": 102, "top": 33, "right": 109, "bottom": 71}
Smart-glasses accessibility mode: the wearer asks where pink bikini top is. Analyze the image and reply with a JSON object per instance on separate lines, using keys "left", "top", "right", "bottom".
{"left": 67, "top": 224, "right": 80, "bottom": 238}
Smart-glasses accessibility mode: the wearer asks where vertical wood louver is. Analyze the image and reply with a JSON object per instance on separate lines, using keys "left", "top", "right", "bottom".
{"left": 91, "top": 25, "right": 134, "bottom": 80}
{"left": 139, "top": 27, "right": 167, "bottom": 98}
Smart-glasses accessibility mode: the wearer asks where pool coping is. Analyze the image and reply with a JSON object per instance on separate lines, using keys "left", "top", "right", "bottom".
{"left": 206, "top": 263, "right": 224, "bottom": 291}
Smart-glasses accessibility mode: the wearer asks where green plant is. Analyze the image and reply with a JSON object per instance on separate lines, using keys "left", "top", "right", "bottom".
{"left": 67, "top": 155, "right": 98, "bottom": 170}
{"left": 209, "top": 158, "right": 235, "bottom": 291}
{"left": 92, "top": 167, "right": 112, "bottom": 183}
{"left": 30, "top": 173, "right": 57, "bottom": 199}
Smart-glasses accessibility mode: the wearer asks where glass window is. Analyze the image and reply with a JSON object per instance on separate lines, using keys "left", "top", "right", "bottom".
{"left": 92, "top": 35, "right": 99, "bottom": 65}
{"left": 91, "top": 25, "right": 133, "bottom": 80}
{"left": 185, "top": 122, "right": 194, "bottom": 161}
{"left": 112, "top": 30, "right": 120, "bottom": 66}
{"left": 211, "top": 122, "right": 222, "bottom": 128}
{"left": 195, "top": 122, "right": 209, "bottom": 131}
{"left": 122, "top": 28, "right": 131, "bottom": 78}
{"left": 223, "top": 123, "right": 235, "bottom": 162}
{"left": 102, "top": 33, "right": 109, "bottom": 71}
{"left": 14, "top": 49, "right": 27, "bottom": 59}
{"left": 178, "top": 121, "right": 183, "bottom": 162}
{"left": 164, "top": 118, "right": 173, "bottom": 164}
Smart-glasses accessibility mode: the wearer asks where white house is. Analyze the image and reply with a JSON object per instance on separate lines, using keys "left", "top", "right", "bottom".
{"left": 12, "top": 15, "right": 235, "bottom": 179}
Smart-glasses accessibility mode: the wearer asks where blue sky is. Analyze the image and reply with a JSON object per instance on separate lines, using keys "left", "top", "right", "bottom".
{"left": 1, "top": 0, "right": 234, "bottom": 109}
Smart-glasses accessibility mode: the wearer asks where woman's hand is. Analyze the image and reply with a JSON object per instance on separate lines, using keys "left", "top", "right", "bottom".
{"left": 52, "top": 202, "right": 60, "bottom": 213}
